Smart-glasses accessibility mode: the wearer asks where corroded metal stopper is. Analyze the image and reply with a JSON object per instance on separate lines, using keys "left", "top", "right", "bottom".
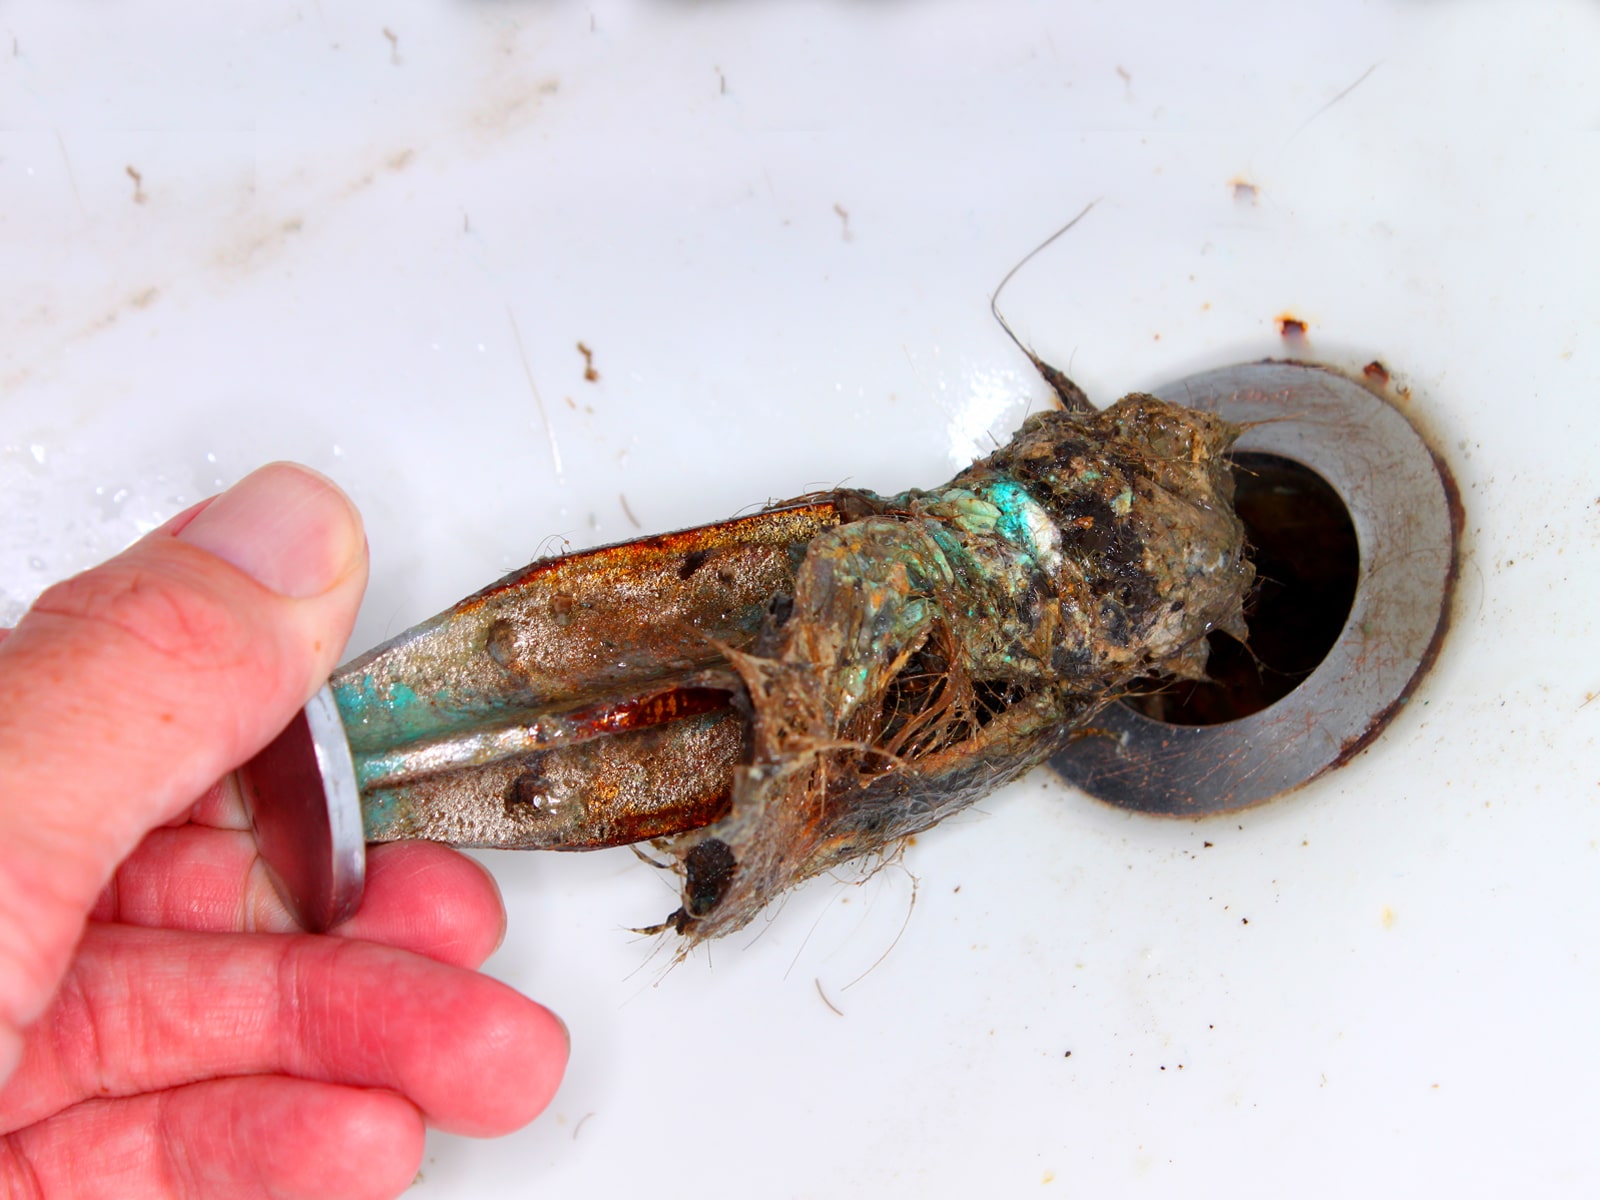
{"left": 238, "top": 685, "right": 366, "bottom": 932}
{"left": 238, "top": 361, "right": 1457, "bottom": 937}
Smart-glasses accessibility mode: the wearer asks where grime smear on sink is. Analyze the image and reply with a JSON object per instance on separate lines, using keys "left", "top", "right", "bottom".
{"left": 9, "top": 53, "right": 564, "bottom": 387}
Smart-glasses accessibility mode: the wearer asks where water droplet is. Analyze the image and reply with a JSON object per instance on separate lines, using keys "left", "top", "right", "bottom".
{"left": 28, "top": 444, "right": 46, "bottom": 465}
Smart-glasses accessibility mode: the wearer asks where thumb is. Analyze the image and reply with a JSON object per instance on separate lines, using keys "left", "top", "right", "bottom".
{"left": 0, "top": 462, "right": 368, "bottom": 1078}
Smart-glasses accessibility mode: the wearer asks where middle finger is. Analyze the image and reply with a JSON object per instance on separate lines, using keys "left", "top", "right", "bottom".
{"left": 0, "top": 923, "right": 567, "bottom": 1135}
{"left": 92, "top": 828, "right": 506, "bottom": 970}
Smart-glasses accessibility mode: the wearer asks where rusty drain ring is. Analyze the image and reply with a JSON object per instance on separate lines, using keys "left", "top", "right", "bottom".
{"left": 1050, "top": 360, "right": 1461, "bottom": 816}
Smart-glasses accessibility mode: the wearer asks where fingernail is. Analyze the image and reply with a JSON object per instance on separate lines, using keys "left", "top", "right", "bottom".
{"left": 178, "top": 463, "right": 365, "bottom": 599}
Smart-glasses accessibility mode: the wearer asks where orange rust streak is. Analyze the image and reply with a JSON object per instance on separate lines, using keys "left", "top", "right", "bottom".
{"left": 588, "top": 783, "right": 733, "bottom": 845}
{"left": 565, "top": 686, "right": 733, "bottom": 738}
{"left": 455, "top": 501, "right": 844, "bottom": 613}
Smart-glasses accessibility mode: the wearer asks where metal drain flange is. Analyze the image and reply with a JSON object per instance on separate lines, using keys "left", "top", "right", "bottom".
{"left": 1050, "top": 360, "right": 1461, "bottom": 816}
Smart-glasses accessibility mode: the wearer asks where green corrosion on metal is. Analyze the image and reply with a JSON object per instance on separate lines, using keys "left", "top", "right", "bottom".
{"left": 655, "top": 393, "right": 1256, "bottom": 947}
{"left": 332, "top": 674, "right": 429, "bottom": 750}
{"left": 313, "top": 391, "right": 1254, "bottom": 952}
{"left": 360, "top": 787, "right": 403, "bottom": 842}
{"left": 976, "top": 478, "right": 1061, "bottom": 566}
{"left": 333, "top": 674, "right": 418, "bottom": 720}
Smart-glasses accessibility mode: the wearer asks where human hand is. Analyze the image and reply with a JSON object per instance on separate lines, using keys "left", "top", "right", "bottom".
{"left": 0, "top": 464, "right": 568, "bottom": 1197}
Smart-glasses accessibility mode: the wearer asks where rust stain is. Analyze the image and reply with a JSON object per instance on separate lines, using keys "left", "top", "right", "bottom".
{"left": 576, "top": 341, "right": 599, "bottom": 383}
{"left": 1277, "top": 314, "right": 1308, "bottom": 340}
{"left": 456, "top": 501, "right": 846, "bottom": 613}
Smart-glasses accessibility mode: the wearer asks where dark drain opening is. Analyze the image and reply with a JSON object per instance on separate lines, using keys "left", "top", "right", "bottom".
{"left": 1123, "top": 451, "right": 1359, "bottom": 726}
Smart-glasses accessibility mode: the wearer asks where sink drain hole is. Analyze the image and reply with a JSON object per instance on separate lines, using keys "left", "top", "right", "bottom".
{"left": 1123, "top": 451, "right": 1359, "bottom": 726}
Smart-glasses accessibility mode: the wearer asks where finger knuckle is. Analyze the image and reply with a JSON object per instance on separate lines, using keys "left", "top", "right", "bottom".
{"left": 32, "top": 560, "right": 250, "bottom": 674}
{"left": 41, "top": 969, "right": 110, "bottom": 1102}
{"left": 0, "top": 1141, "right": 47, "bottom": 1200}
